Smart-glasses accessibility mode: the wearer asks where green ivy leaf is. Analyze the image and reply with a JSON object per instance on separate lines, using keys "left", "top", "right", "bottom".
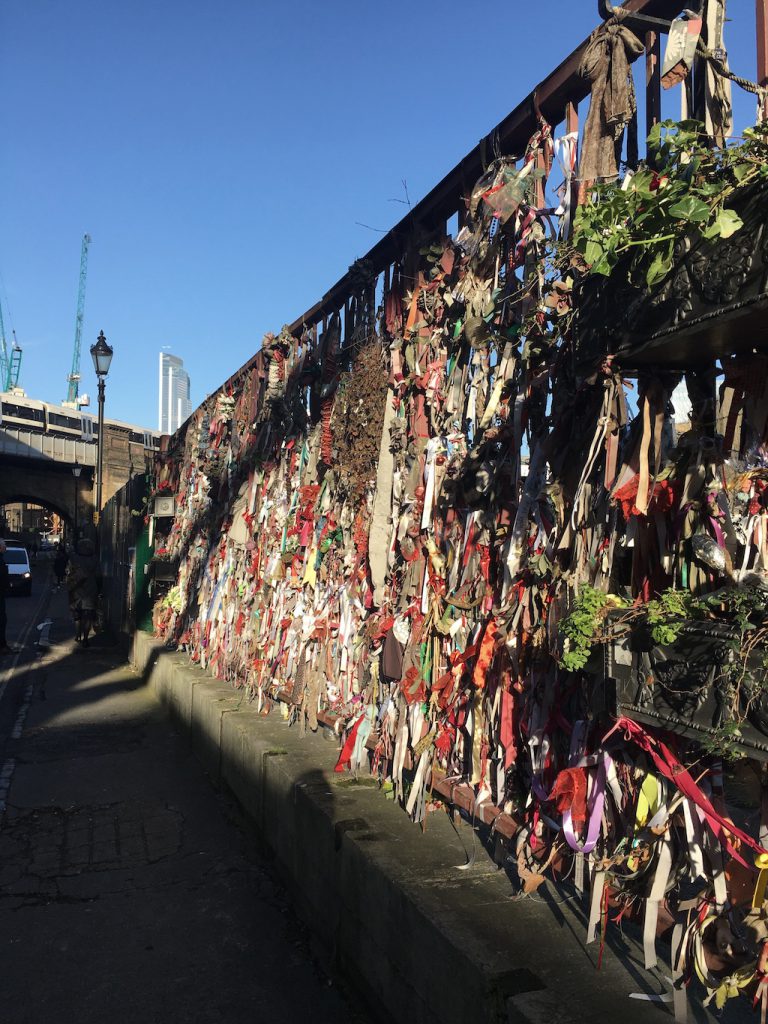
{"left": 714, "top": 207, "right": 744, "bottom": 239}
{"left": 591, "top": 251, "right": 618, "bottom": 277}
{"left": 701, "top": 207, "right": 744, "bottom": 241}
{"left": 667, "top": 195, "right": 711, "bottom": 222}
{"left": 628, "top": 170, "right": 655, "bottom": 197}
{"left": 584, "top": 239, "right": 604, "bottom": 265}
{"left": 646, "top": 251, "right": 673, "bottom": 288}
{"left": 696, "top": 182, "right": 725, "bottom": 197}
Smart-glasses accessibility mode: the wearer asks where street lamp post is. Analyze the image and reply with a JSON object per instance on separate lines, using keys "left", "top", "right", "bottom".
{"left": 90, "top": 331, "right": 114, "bottom": 518}
{"left": 72, "top": 461, "right": 82, "bottom": 540}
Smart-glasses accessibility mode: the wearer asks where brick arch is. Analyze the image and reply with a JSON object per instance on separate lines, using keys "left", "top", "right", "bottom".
{"left": 0, "top": 461, "right": 95, "bottom": 528}
{"left": 0, "top": 493, "right": 73, "bottom": 524}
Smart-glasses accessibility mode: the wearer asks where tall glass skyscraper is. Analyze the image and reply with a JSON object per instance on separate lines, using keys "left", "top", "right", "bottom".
{"left": 158, "top": 352, "right": 192, "bottom": 434}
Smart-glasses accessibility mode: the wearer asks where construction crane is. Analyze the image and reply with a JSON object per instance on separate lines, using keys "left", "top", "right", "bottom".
{"left": 65, "top": 233, "right": 92, "bottom": 406}
{"left": 0, "top": 296, "right": 21, "bottom": 392}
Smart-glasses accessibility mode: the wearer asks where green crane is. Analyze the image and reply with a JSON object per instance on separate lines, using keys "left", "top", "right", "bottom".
{"left": 65, "top": 233, "right": 92, "bottom": 405}
{"left": 0, "top": 297, "right": 21, "bottom": 392}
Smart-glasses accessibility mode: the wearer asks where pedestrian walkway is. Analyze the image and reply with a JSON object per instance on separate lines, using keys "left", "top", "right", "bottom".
{"left": 0, "top": 583, "right": 366, "bottom": 1024}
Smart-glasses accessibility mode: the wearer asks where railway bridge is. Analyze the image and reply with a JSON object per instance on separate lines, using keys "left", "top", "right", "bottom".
{"left": 0, "top": 422, "right": 151, "bottom": 531}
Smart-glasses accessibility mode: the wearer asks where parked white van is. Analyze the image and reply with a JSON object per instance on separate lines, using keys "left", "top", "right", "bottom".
{"left": 4, "top": 546, "right": 32, "bottom": 597}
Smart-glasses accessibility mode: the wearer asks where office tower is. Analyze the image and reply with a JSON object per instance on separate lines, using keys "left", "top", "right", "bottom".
{"left": 158, "top": 353, "right": 193, "bottom": 434}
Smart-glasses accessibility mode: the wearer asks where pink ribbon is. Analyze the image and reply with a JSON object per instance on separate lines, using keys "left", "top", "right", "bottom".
{"left": 562, "top": 754, "right": 607, "bottom": 854}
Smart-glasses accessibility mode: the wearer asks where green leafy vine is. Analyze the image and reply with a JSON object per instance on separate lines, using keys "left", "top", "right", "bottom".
{"left": 570, "top": 120, "right": 768, "bottom": 289}
{"left": 559, "top": 586, "right": 619, "bottom": 671}
{"left": 559, "top": 584, "right": 768, "bottom": 671}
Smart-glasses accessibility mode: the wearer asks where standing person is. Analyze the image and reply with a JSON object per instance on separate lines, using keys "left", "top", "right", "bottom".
{"left": 53, "top": 543, "right": 68, "bottom": 589}
{"left": 0, "top": 540, "right": 10, "bottom": 654}
{"left": 66, "top": 538, "right": 100, "bottom": 647}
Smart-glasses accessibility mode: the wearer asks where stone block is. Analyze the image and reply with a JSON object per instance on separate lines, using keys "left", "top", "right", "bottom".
{"left": 130, "top": 631, "right": 163, "bottom": 677}
{"left": 220, "top": 707, "right": 266, "bottom": 819}
{"left": 161, "top": 652, "right": 202, "bottom": 731}
{"left": 189, "top": 681, "right": 248, "bottom": 785}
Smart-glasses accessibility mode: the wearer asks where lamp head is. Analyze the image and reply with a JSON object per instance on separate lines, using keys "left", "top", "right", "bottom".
{"left": 90, "top": 330, "right": 114, "bottom": 378}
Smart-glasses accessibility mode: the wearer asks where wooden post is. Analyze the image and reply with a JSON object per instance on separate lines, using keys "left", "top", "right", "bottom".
{"left": 457, "top": 165, "right": 468, "bottom": 230}
{"left": 758, "top": 0, "right": 768, "bottom": 120}
{"left": 566, "top": 101, "right": 581, "bottom": 212}
{"left": 534, "top": 149, "right": 547, "bottom": 211}
{"left": 565, "top": 100, "right": 578, "bottom": 134}
{"left": 344, "top": 297, "right": 352, "bottom": 350}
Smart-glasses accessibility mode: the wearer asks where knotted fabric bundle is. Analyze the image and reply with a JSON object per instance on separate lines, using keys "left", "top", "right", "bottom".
{"left": 578, "top": 10, "right": 644, "bottom": 182}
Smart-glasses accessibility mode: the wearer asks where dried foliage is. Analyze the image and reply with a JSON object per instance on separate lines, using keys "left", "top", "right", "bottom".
{"left": 330, "top": 340, "right": 388, "bottom": 502}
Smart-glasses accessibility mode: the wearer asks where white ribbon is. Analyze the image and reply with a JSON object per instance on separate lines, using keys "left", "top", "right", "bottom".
{"left": 554, "top": 131, "right": 578, "bottom": 237}
{"left": 420, "top": 437, "right": 444, "bottom": 532}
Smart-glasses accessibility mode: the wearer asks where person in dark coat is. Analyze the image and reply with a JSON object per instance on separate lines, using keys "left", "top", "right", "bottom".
{"left": 66, "top": 538, "right": 101, "bottom": 647}
{"left": 53, "top": 544, "right": 68, "bottom": 588}
{"left": 0, "top": 540, "right": 10, "bottom": 654}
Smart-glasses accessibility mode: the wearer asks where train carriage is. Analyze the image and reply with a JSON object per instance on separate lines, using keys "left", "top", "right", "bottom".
{"left": 0, "top": 391, "right": 159, "bottom": 449}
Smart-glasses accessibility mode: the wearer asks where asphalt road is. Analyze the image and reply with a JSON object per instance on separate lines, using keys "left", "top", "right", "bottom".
{"left": 0, "top": 565, "right": 369, "bottom": 1024}
{"left": 0, "top": 561, "right": 53, "bottom": 768}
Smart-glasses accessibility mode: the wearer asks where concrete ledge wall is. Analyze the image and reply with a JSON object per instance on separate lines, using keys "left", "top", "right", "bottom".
{"left": 129, "top": 631, "right": 674, "bottom": 1024}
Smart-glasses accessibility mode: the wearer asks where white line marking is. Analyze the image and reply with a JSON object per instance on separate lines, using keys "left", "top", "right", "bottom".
{"left": 10, "top": 683, "right": 33, "bottom": 739}
{"left": 0, "top": 581, "right": 54, "bottom": 822}
{"left": 0, "top": 758, "right": 16, "bottom": 815}
{"left": 0, "top": 584, "right": 50, "bottom": 703}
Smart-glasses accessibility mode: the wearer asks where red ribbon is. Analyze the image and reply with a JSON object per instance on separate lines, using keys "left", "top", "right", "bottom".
{"left": 334, "top": 714, "right": 366, "bottom": 773}
{"left": 606, "top": 717, "right": 761, "bottom": 869}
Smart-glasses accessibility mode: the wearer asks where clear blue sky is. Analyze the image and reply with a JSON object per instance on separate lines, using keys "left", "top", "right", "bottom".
{"left": 1, "top": 1, "right": 761, "bottom": 430}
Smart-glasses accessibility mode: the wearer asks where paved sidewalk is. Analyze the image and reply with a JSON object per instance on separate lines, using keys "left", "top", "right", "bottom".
{"left": 0, "top": 584, "right": 366, "bottom": 1024}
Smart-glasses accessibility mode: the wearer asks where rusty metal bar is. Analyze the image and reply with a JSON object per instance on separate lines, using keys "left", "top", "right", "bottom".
{"left": 565, "top": 101, "right": 580, "bottom": 212}
{"left": 646, "top": 30, "right": 662, "bottom": 136}
{"left": 565, "top": 100, "right": 578, "bottom": 134}
{"left": 429, "top": 768, "right": 520, "bottom": 839}
{"left": 759, "top": 0, "right": 768, "bottom": 118}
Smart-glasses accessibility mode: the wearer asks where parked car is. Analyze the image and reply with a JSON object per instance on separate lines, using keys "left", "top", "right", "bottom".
{"left": 4, "top": 546, "right": 32, "bottom": 596}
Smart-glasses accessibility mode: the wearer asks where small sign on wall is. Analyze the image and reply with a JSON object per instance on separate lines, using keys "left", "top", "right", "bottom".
{"left": 154, "top": 495, "right": 175, "bottom": 517}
